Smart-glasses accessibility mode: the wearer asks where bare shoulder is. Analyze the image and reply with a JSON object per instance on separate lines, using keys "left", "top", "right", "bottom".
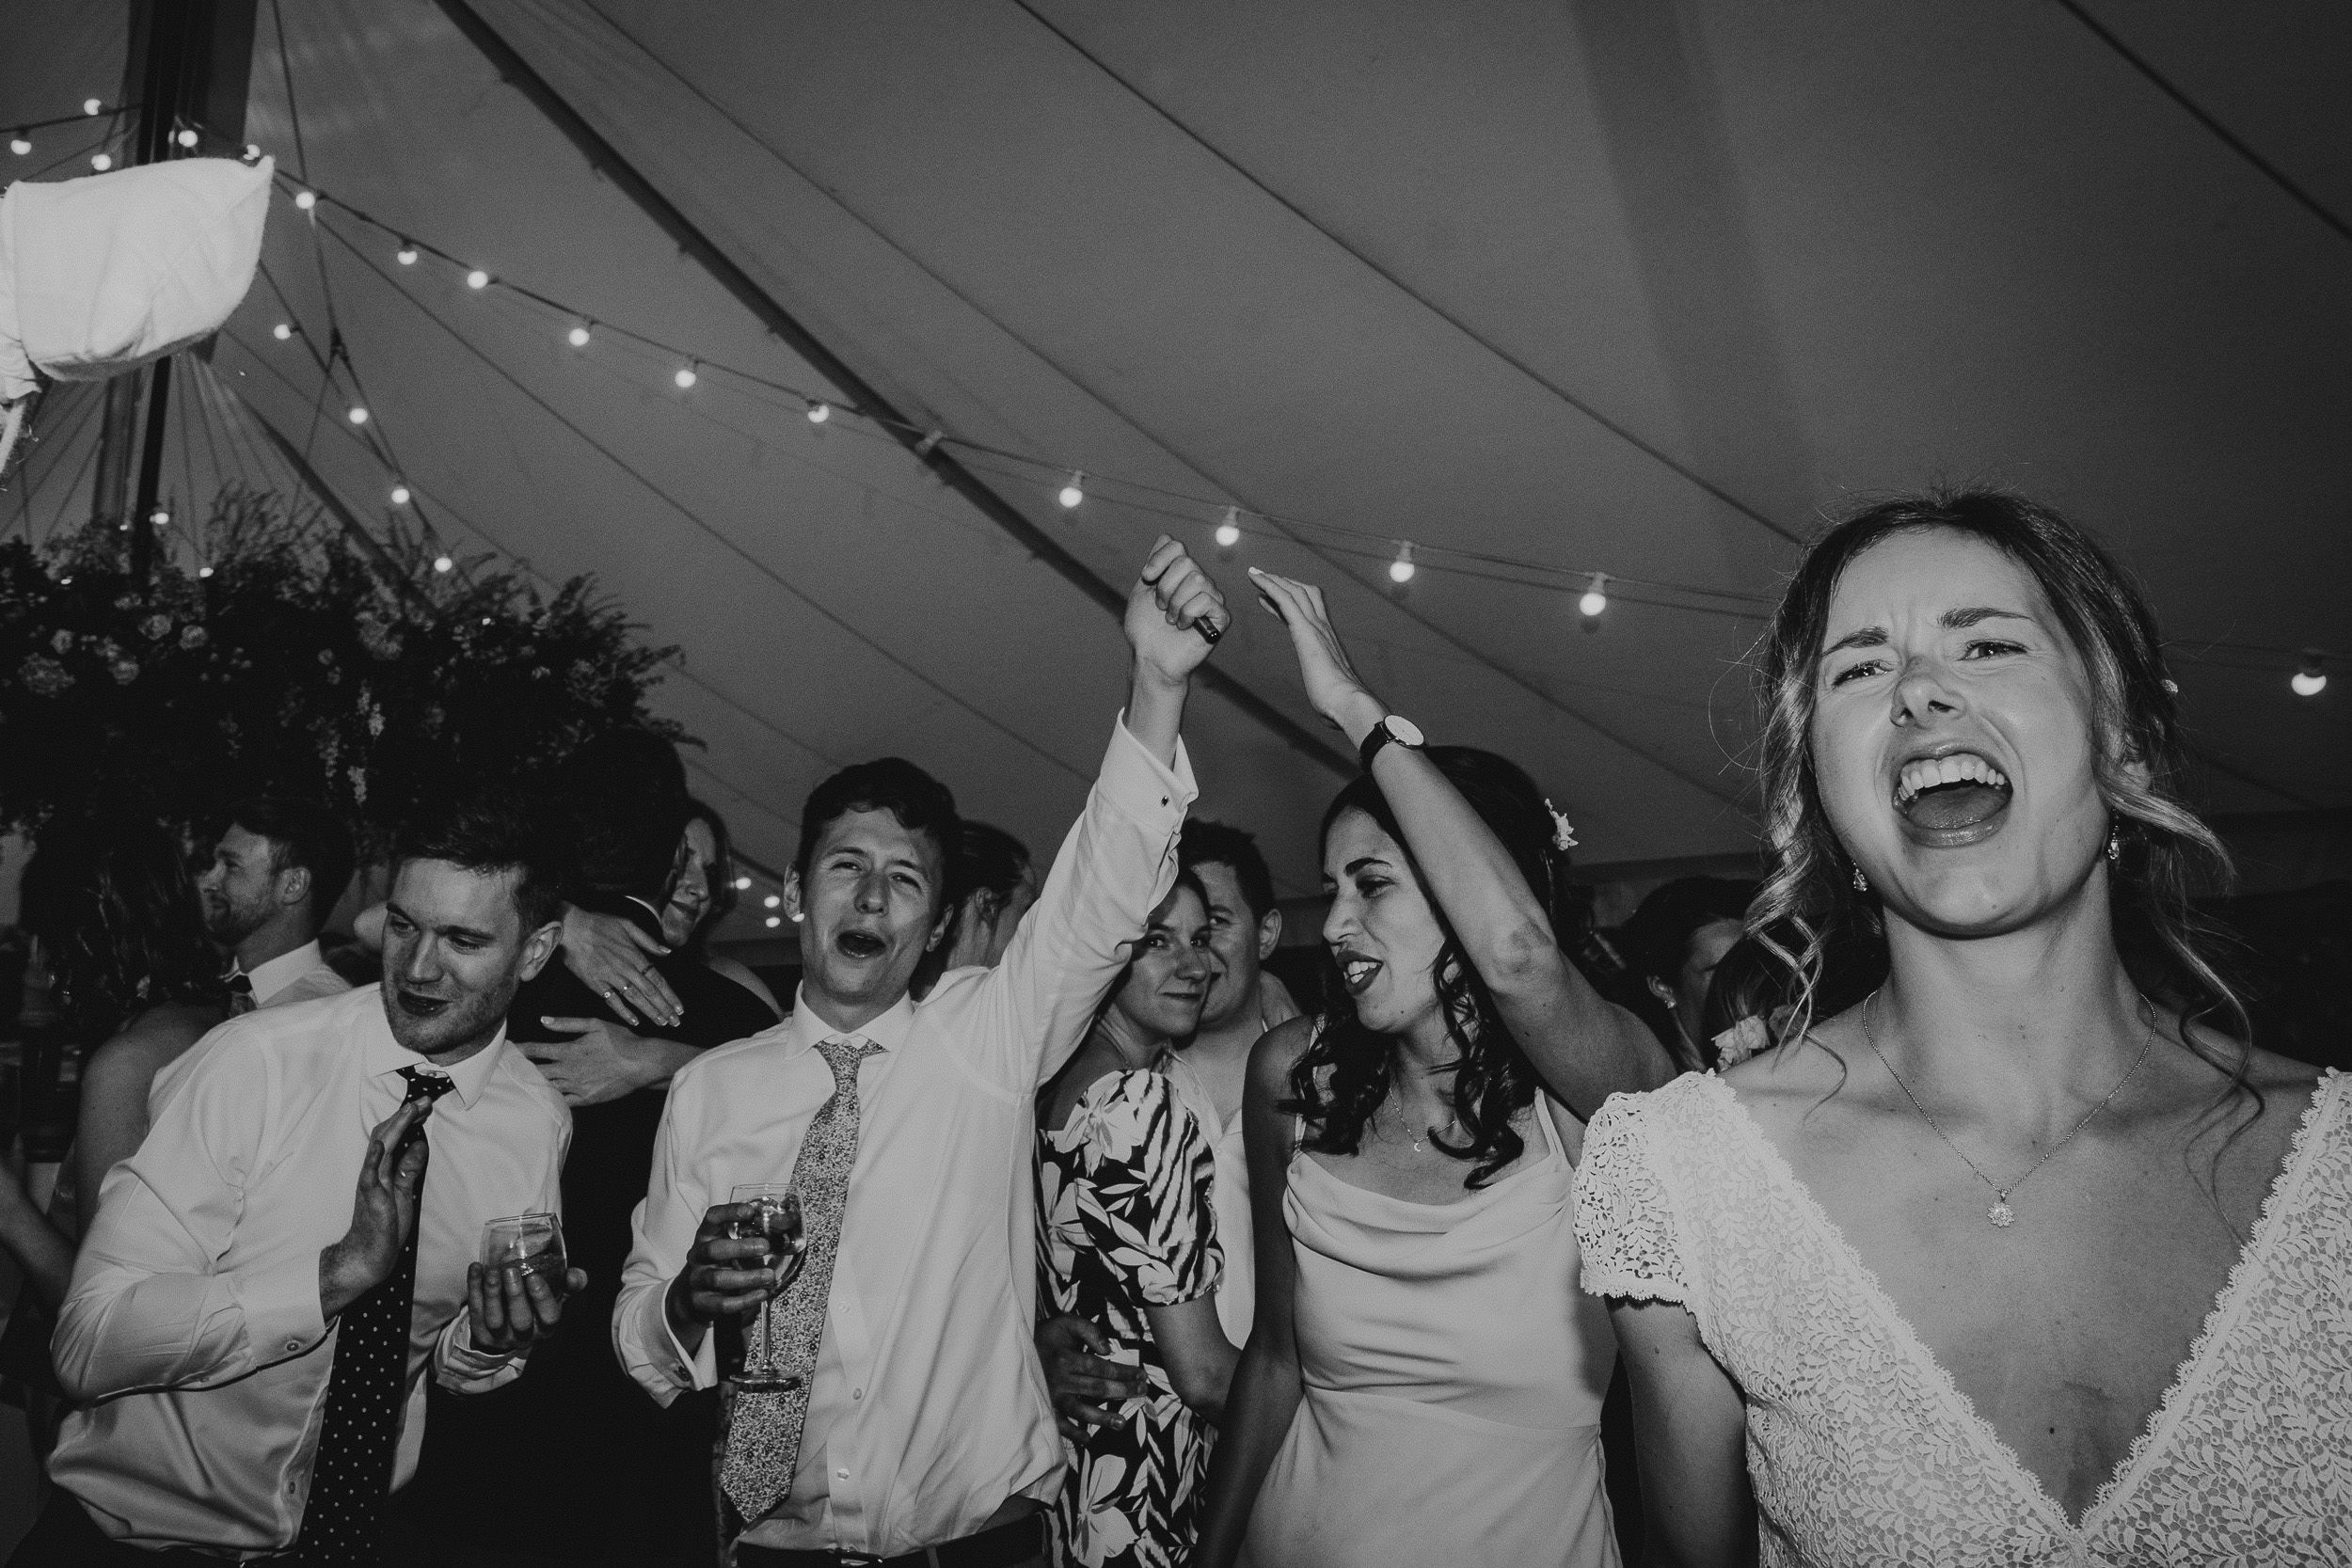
{"left": 1246, "top": 1014, "right": 1316, "bottom": 1101}
{"left": 86, "top": 1003, "right": 220, "bottom": 1094}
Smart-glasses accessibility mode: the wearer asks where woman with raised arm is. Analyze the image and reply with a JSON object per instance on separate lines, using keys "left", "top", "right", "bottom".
{"left": 1575, "top": 490, "right": 2347, "bottom": 1566}
{"left": 1190, "top": 570, "right": 1672, "bottom": 1568}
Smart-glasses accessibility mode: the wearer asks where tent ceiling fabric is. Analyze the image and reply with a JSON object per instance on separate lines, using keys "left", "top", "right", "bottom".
{"left": 5, "top": 2, "right": 2347, "bottom": 926}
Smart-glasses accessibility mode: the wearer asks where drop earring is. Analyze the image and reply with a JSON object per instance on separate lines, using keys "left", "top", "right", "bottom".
{"left": 2106, "top": 827, "right": 2122, "bottom": 863}
{"left": 1851, "top": 866, "right": 1868, "bottom": 893}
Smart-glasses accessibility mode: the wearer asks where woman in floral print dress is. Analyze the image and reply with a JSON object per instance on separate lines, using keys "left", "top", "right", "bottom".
{"left": 1039, "top": 873, "right": 1235, "bottom": 1568}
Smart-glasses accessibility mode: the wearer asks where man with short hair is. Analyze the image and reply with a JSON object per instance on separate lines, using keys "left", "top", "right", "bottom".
{"left": 198, "top": 796, "right": 357, "bottom": 1013}
{"left": 616, "top": 538, "right": 1226, "bottom": 1566}
{"left": 22, "top": 796, "right": 583, "bottom": 1566}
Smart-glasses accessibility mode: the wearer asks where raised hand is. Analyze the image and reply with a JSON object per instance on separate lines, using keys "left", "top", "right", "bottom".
{"left": 319, "top": 1099, "right": 431, "bottom": 1320}
{"left": 467, "top": 1259, "right": 588, "bottom": 1355}
{"left": 663, "top": 1202, "right": 792, "bottom": 1343}
{"left": 1248, "top": 568, "right": 1385, "bottom": 743}
{"left": 1126, "top": 535, "right": 1229, "bottom": 688}
{"left": 560, "top": 906, "right": 682, "bottom": 1028}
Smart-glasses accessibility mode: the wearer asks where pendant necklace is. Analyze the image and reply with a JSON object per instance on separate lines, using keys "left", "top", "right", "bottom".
{"left": 1389, "top": 1095, "right": 1460, "bottom": 1154}
{"left": 1861, "top": 989, "right": 2157, "bottom": 1228}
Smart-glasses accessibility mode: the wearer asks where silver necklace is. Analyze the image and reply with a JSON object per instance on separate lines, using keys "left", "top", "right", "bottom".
{"left": 1384, "top": 1094, "right": 1460, "bottom": 1154}
{"left": 1860, "top": 989, "right": 2157, "bottom": 1228}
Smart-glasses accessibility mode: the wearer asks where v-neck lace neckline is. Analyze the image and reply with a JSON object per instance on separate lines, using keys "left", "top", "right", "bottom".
{"left": 1708, "top": 1069, "right": 2338, "bottom": 1539}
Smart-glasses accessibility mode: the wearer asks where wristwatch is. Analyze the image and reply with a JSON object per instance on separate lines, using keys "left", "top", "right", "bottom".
{"left": 1358, "top": 714, "right": 1425, "bottom": 772}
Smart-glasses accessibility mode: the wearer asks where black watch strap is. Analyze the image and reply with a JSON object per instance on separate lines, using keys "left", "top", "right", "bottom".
{"left": 1358, "top": 716, "right": 1423, "bottom": 772}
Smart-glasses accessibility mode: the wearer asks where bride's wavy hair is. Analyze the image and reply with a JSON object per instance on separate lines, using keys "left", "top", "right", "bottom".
{"left": 1281, "top": 747, "right": 1579, "bottom": 1187}
{"left": 1744, "top": 489, "right": 2250, "bottom": 1073}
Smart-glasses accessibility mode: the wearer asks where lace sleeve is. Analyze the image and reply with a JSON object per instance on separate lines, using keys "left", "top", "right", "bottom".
{"left": 1574, "top": 1089, "right": 1689, "bottom": 1306}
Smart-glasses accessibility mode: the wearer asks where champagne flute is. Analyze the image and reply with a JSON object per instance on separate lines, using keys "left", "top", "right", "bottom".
{"left": 725, "top": 1183, "right": 804, "bottom": 1392}
{"left": 480, "top": 1212, "right": 567, "bottom": 1298}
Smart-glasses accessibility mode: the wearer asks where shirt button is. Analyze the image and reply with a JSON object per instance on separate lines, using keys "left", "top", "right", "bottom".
{"left": 286, "top": 1339, "right": 301, "bottom": 1352}
{"left": 834, "top": 1467, "right": 850, "bottom": 1481}
{"left": 851, "top": 1387, "right": 862, "bottom": 1400}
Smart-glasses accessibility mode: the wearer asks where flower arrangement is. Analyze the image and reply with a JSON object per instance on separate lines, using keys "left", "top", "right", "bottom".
{"left": 0, "top": 484, "right": 685, "bottom": 852}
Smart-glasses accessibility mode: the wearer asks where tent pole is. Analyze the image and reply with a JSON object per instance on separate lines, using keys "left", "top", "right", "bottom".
{"left": 111, "top": 0, "right": 259, "bottom": 588}
{"left": 432, "top": 0, "right": 1351, "bottom": 778}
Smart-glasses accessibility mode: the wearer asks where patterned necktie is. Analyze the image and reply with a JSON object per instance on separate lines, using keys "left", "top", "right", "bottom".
{"left": 721, "top": 1036, "right": 882, "bottom": 1526}
{"left": 297, "top": 1066, "right": 455, "bottom": 1566}
{"left": 226, "top": 969, "right": 255, "bottom": 1017}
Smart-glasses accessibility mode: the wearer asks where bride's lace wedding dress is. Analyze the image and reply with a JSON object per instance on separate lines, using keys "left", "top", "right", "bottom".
{"left": 1576, "top": 1069, "right": 2350, "bottom": 1566}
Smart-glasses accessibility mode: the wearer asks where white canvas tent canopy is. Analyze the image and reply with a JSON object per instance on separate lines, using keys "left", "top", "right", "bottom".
{"left": 3, "top": 1, "right": 2346, "bottom": 945}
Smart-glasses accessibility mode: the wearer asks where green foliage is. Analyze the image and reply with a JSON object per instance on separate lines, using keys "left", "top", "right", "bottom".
{"left": 0, "top": 484, "right": 685, "bottom": 851}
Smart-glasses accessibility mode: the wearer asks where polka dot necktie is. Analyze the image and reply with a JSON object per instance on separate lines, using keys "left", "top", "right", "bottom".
{"left": 719, "top": 1037, "right": 881, "bottom": 1528}
{"left": 295, "top": 1066, "right": 454, "bottom": 1566}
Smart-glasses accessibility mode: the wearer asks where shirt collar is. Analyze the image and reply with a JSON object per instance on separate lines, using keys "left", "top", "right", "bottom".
{"left": 780, "top": 988, "right": 914, "bottom": 1058}
{"left": 361, "top": 989, "right": 509, "bottom": 1109}
{"left": 241, "top": 939, "right": 326, "bottom": 1005}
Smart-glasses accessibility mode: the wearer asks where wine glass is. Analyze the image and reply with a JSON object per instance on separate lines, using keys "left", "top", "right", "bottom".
{"left": 726, "top": 1183, "right": 804, "bottom": 1392}
{"left": 480, "top": 1212, "right": 567, "bottom": 1297}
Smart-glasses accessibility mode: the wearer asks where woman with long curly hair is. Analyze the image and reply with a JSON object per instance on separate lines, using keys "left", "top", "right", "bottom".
{"left": 1190, "top": 571, "right": 1672, "bottom": 1568}
{"left": 1575, "top": 490, "right": 2346, "bottom": 1564}
{"left": 5, "top": 817, "right": 223, "bottom": 1307}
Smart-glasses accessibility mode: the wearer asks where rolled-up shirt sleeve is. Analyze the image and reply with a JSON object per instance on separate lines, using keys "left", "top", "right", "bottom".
{"left": 613, "top": 1067, "right": 717, "bottom": 1406}
{"left": 54, "top": 1048, "right": 323, "bottom": 1403}
{"left": 972, "top": 714, "right": 1196, "bottom": 1090}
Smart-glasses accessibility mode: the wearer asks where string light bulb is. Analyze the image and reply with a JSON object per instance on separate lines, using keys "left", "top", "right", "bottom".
{"left": 763, "top": 895, "right": 782, "bottom": 909}
{"left": 1215, "top": 506, "right": 1242, "bottom": 548}
{"left": 1058, "top": 471, "right": 1086, "bottom": 509}
{"left": 432, "top": 554, "right": 454, "bottom": 574}
{"left": 805, "top": 400, "right": 831, "bottom": 424}
{"left": 8, "top": 135, "right": 28, "bottom": 156}
{"left": 675, "top": 361, "right": 698, "bottom": 389}
{"left": 765, "top": 915, "right": 782, "bottom": 928}
{"left": 396, "top": 241, "right": 419, "bottom": 265}
{"left": 149, "top": 507, "right": 168, "bottom": 528}
{"left": 2292, "top": 652, "right": 2328, "bottom": 698}
{"left": 198, "top": 564, "right": 215, "bottom": 578}
{"left": 390, "top": 483, "right": 411, "bottom": 505}
{"left": 272, "top": 322, "right": 294, "bottom": 341}
{"left": 89, "top": 152, "right": 112, "bottom": 171}
{"left": 83, "top": 99, "right": 102, "bottom": 117}
{"left": 1388, "top": 542, "right": 1416, "bottom": 584}
{"left": 567, "top": 322, "right": 592, "bottom": 348}
{"left": 346, "top": 405, "right": 369, "bottom": 425}
{"left": 1580, "top": 573, "right": 1609, "bottom": 618}
{"left": 293, "top": 189, "right": 316, "bottom": 211}
{"left": 175, "top": 127, "right": 199, "bottom": 149}
{"left": 466, "top": 269, "right": 489, "bottom": 290}
{"left": 733, "top": 876, "right": 752, "bottom": 891}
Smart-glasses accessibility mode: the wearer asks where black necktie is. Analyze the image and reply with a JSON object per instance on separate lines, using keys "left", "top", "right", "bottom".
{"left": 226, "top": 969, "right": 255, "bottom": 1017}
{"left": 297, "top": 1066, "right": 455, "bottom": 1566}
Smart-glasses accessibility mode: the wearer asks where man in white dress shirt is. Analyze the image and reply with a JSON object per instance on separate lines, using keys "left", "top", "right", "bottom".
{"left": 199, "top": 796, "right": 357, "bottom": 1012}
{"left": 615, "top": 537, "right": 1227, "bottom": 1568}
{"left": 19, "top": 796, "right": 586, "bottom": 1566}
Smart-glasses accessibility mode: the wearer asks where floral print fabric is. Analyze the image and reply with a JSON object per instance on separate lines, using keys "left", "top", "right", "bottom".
{"left": 1574, "top": 1069, "right": 2352, "bottom": 1566}
{"left": 1040, "top": 1069, "right": 1223, "bottom": 1568}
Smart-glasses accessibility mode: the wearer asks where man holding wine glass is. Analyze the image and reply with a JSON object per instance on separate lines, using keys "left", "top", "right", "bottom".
{"left": 617, "top": 537, "right": 1226, "bottom": 1567}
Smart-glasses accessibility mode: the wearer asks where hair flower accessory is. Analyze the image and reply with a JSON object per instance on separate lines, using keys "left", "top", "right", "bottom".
{"left": 1542, "top": 797, "right": 1578, "bottom": 851}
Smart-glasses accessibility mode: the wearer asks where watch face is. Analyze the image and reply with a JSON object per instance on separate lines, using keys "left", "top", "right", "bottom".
{"left": 1389, "top": 716, "right": 1424, "bottom": 747}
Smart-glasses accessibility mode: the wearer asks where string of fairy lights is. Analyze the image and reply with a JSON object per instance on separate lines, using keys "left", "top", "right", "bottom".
{"left": 244, "top": 166, "right": 2338, "bottom": 700}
